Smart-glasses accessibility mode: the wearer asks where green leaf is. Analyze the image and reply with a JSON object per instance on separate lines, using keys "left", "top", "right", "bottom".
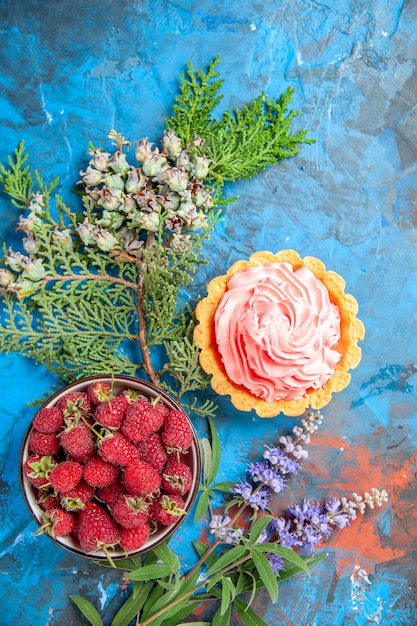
{"left": 212, "top": 602, "right": 232, "bottom": 626}
{"left": 220, "top": 576, "right": 236, "bottom": 616}
{"left": 194, "top": 488, "right": 211, "bottom": 522}
{"left": 69, "top": 595, "right": 103, "bottom": 626}
{"left": 192, "top": 539, "right": 218, "bottom": 569}
{"left": 176, "top": 623, "right": 211, "bottom": 626}
{"left": 249, "top": 515, "right": 274, "bottom": 544}
{"left": 211, "top": 481, "right": 236, "bottom": 492}
{"left": 234, "top": 599, "right": 269, "bottom": 626}
{"left": 278, "top": 552, "right": 328, "bottom": 582}
{"left": 199, "top": 436, "right": 212, "bottom": 482}
{"left": 153, "top": 542, "right": 180, "bottom": 571}
{"left": 127, "top": 563, "right": 173, "bottom": 581}
{"left": 206, "top": 545, "right": 248, "bottom": 576}
{"left": 111, "top": 582, "right": 152, "bottom": 626}
{"left": 250, "top": 548, "right": 279, "bottom": 604}
{"left": 206, "top": 417, "right": 221, "bottom": 485}
{"left": 254, "top": 543, "right": 311, "bottom": 575}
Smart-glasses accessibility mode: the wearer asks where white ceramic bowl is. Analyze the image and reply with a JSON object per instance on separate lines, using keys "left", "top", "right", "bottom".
{"left": 19, "top": 374, "right": 201, "bottom": 560}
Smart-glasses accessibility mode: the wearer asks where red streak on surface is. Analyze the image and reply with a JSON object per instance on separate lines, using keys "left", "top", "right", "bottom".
{"left": 303, "top": 430, "right": 417, "bottom": 572}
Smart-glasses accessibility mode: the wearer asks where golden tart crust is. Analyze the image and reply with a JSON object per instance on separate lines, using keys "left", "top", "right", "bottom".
{"left": 194, "top": 250, "right": 365, "bottom": 417}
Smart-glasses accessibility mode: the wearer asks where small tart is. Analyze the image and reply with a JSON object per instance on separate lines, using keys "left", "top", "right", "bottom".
{"left": 194, "top": 250, "right": 365, "bottom": 417}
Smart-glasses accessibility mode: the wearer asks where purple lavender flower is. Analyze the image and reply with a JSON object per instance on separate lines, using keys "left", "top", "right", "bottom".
{"left": 270, "top": 517, "right": 299, "bottom": 548}
{"left": 325, "top": 497, "right": 352, "bottom": 529}
{"left": 230, "top": 482, "right": 253, "bottom": 500}
{"left": 267, "top": 553, "right": 285, "bottom": 574}
{"left": 248, "top": 486, "right": 272, "bottom": 511}
{"left": 230, "top": 482, "right": 272, "bottom": 510}
{"left": 263, "top": 447, "right": 300, "bottom": 475}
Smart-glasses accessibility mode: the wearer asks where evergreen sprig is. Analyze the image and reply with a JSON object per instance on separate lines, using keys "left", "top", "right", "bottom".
{"left": 0, "top": 57, "right": 313, "bottom": 412}
{"left": 166, "top": 56, "right": 315, "bottom": 186}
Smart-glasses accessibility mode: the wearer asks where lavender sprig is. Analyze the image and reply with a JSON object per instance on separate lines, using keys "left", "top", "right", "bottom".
{"left": 209, "top": 409, "right": 388, "bottom": 578}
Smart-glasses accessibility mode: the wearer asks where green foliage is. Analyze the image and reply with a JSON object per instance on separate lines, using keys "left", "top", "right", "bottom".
{"left": 165, "top": 55, "right": 225, "bottom": 146}
{"left": 166, "top": 56, "right": 315, "bottom": 187}
{"left": 195, "top": 417, "right": 235, "bottom": 522}
{"left": 0, "top": 140, "right": 33, "bottom": 208}
{"left": 0, "top": 143, "right": 219, "bottom": 411}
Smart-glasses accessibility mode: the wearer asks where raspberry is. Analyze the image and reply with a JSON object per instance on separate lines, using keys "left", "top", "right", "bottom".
{"left": 50, "top": 460, "right": 83, "bottom": 493}
{"left": 29, "top": 429, "right": 60, "bottom": 456}
{"left": 119, "top": 523, "right": 150, "bottom": 552}
{"left": 111, "top": 494, "right": 149, "bottom": 529}
{"left": 123, "top": 460, "right": 161, "bottom": 496}
{"left": 98, "top": 433, "right": 141, "bottom": 466}
{"left": 136, "top": 433, "right": 167, "bottom": 471}
{"left": 161, "top": 409, "right": 193, "bottom": 453}
{"left": 36, "top": 507, "right": 76, "bottom": 538}
{"left": 151, "top": 494, "right": 187, "bottom": 526}
{"left": 77, "top": 502, "right": 120, "bottom": 552}
{"left": 97, "top": 479, "right": 125, "bottom": 506}
{"left": 24, "top": 455, "right": 57, "bottom": 488}
{"left": 83, "top": 456, "right": 119, "bottom": 489}
{"left": 59, "top": 422, "right": 95, "bottom": 462}
{"left": 56, "top": 391, "right": 92, "bottom": 419}
{"left": 122, "top": 401, "right": 165, "bottom": 443}
{"left": 87, "top": 381, "right": 113, "bottom": 406}
{"left": 161, "top": 461, "right": 193, "bottom": 496}
{"left": 35, "top": 489, "right": 60, "bottom": 511}
{"left": 32, "top": 407, "right": 63, "bottom": 433}
{"left": 94, "top": 394, "right": 130, "bottom": 430}
{"left": 59, "top": 479, "right": 95, "bottom": 511}
{"left": 153, "top": 399, "right": 170, "bottom": 419}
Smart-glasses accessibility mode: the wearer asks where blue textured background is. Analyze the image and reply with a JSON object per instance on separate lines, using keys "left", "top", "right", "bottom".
{"left": 1, "top": 1, "right": 416, "bottom": 625}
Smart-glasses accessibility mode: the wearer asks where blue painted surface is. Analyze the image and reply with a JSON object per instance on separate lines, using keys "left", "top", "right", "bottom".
{"left": 0, "top": 1, "right": 416, "bottom": 624}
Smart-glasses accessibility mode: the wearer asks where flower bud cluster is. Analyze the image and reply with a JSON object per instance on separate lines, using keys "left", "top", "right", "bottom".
{"left": 77, "top": 130, "right": 214, "bottom": 256}
{"left": 0, "top": 191, "right": 74, "bottom": 297}
{"left": 0, "top": 192, "right": 49, "bottom": 296}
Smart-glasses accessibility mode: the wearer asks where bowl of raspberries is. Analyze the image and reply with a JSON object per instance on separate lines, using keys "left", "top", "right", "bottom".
{"left": 19, "top": 374, "right": 201, "bottom": 561}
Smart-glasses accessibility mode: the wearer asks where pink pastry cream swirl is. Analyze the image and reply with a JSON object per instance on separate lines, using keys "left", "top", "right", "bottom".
{"left": 214, "top": 262, "right": 342, "bottom": 401}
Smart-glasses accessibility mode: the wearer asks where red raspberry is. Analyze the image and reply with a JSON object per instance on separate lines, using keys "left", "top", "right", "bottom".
{"left": 32, "top": 407, "right": 63, "bottom": 433}
{"left": 36, "top": 507, "right": 76, "bottom": 538}
{"left": 161, "top": 409, "right": 193, "bottom": 453}
{"left": 77, "top": 502, "right": 120, "bottom": 552}
{"left": 161, "top": 460, "right": 193, "bottom": 496}
{"left": 98, "top": 433, "right": 141, "bottom": 466}
{"left": 97, "top": 479, "right": 125, "bottom": 506}
{"left": 56, "top": 391, "right": 92, "bottom": 419}
{"left": 119, "top": 388, "right": 143, "bottom": 404}
{"left": 119, "top": 523, "right": 150, "bottom": 552}
{"left": 151, "top": 494, "right": 187, "bottom": 526}
{"left": 83, "top": 456, "right": 119, "bottom": 488}
{"left": 122, "top": 401, "right": 165, "bottom": 443}
{"left": 50, "top": 460, "right": 83, "bottom": 493}
{"left": 59, "top": 422, "right": 95, "bottom": 462}
{"left": 153, "top": 399, "right": 170, "bottom": 419}
{"left": 24, "top": 455, "right": 57, "bottom": 488}
{"left": 87, "top": 381, "right": 113, "bottom": 406}
{"left": 35, "top": 489, "right": 60, "bottom": 511}
{"left": 29, "top": 429, "right": 60, "bottom": 456}
{"left": 123, "top": 460, "right": 161, "bottom": 496}
{"left": 94, "top": 394, "right": 130, "bottom": 430}
{"left": 111, "top": 494, "right": 149, "bottom": 529}
{"left": 59, "top": 479, "right": 95, "bottom": 511}
{"left": 136, "top": 433, "right": 167, "bottom": 471}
